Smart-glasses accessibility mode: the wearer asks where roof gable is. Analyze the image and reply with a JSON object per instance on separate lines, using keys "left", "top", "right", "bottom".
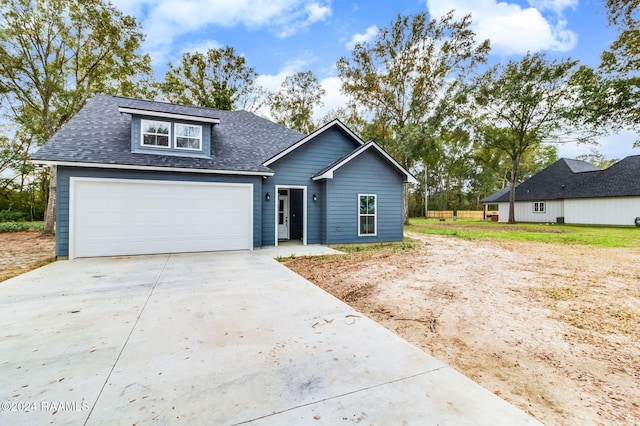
{"left": 312, "top": 141, "right": 417, "bottom": 184}
{"left": 263, "top": 119, "right": 364, "bottom": 167}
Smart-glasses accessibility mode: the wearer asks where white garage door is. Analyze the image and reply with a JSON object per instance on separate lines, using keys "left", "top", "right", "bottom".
{"left": 70, "top": 178, "right": 253, "bottom": 258}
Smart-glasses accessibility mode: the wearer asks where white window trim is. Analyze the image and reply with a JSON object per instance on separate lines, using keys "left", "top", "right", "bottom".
{"left": 358, "top": 193, "right": 377, "bottom": 237}
{"left": 533, "top": 201, "right": 546, "bottom": 213}
{"left": 174, "top": 123, "right": 202, "bottom": 151}
{"left": 141, "top": 119, "right": 171, "bottom": 149}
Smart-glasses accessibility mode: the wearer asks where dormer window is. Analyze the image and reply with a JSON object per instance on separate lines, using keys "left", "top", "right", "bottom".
{"left": 120, "top": 106, "right": 218, "bottom": 158}
{"left": 142, "top": 120, "right": 170, "bottom": 148}
{"left": 175, "top": 123, "right": 202, "bottom": 150}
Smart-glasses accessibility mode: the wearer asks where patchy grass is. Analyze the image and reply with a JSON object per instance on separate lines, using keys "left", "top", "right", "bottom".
{"left": 0, "top": 221, "right": 44, "bottom": 233}
{"left": 332, "top": 238, "right": 418, "bottom": 253}
{"left": 543, "top": 286, "right": 576, "bottom": 301}
{"left": 406, "top": 218, "right": 640, "bottom": 248}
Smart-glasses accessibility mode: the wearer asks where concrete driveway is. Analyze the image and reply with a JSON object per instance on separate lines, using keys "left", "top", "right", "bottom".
{"left": 0, "top": 248, "right": 542, "bottom": 425}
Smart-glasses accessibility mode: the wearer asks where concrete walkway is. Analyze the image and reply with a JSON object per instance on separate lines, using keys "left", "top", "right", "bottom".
{"left": 0, "top": 248, "right": 542, "bottom": 425}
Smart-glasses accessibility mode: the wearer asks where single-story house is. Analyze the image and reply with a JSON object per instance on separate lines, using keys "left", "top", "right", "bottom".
{"left": 31, "top": 95, "right": 416, "bottom": 259}
{"left": 481, "top": 156, "right": 640, "bottom": 226}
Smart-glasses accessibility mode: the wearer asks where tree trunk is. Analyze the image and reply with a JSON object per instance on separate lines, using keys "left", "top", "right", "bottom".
{"left": 508, "top": 155, "right": 520, "bottom": 224}
{"left": 403, "top": 184, "right": 410, "bottom": 226}
{"left": 43, "top": 165, "right": 56, "bottom": 234}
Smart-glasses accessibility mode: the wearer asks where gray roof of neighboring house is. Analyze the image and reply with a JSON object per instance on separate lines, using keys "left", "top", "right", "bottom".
{"left": 482, "top": 156, "right": 640, "bottom": 202}
{"left": 31, "top": 94, "right": 304, "bottom": 174}
{"left": 569, "top": 155, "right": 640, "bottom": 198}
{"left": 480, "top": 186, "right": 510, "bottom": 203}
{"left": 564, "top": 158, "right": 600, "bottom": 173}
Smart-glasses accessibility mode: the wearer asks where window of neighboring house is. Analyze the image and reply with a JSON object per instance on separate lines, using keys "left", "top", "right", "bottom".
{"left": 533, "top": 201, "right": 546, "bottom": 213}
{"left": 175, "top": 123, "right": 202, "bottom": 150}
{"left": 141, "top": 120, "right": 170, "bottom": 148}
{"left": 358, "top": 194, "right": 377, "bottom": 236}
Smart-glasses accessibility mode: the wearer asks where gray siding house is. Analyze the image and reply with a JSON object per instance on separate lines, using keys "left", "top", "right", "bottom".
{"left": 481, "top": 157, "right": 640, "bottom": 226}
{"left": 32, "top": 95, "right": 415, "bottom": 258}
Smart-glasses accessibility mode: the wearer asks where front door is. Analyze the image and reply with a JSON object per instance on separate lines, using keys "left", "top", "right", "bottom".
{"left": 278, "top": 189, "right": 290, "bottom": 240}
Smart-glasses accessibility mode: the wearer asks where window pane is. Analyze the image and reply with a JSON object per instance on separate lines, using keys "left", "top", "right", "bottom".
{"left": 157, "top": 135, "right": 169, "bottom": 146}
{"left": 176, "top": 137, "right": 200, "bottom": 149}
{"left": 360, "top": 196, "right": 367, "bottom": 214}
{"left": 143, "top": 134, "right": 156, "bottom": 146}
{"left": 360, "top": 216, "right": 375, "bottom": 235}
{"left": 143, "top": 121, "right": 169, "bottom": 134}
{"left": 367, "top": 196, "right": 375, "bottom": 214}
{"left": 176, "top": 124, "right": 201, "bottom": 137}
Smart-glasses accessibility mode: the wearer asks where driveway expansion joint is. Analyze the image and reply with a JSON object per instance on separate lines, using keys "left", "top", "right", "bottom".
{"left": 230, "top": 366, "right": 450, "bottom": 425}
{"left": 83, "top": 255, "right": 171, "bottom": 425}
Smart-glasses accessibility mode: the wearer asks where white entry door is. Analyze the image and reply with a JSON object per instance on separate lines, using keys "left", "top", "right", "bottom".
{"left": 277, "top": 190, "right": 289, "bottom": 240}
{"left": 70, "top": 178, "right": 253, "bottom": 258}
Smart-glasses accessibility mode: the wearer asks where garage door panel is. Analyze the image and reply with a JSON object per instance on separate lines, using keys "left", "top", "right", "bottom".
{"left": 71, "top": 179, "right": 252, "bottom": 258}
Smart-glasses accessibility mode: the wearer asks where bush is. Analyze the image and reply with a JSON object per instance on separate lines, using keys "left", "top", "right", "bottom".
{"left": 0, "top": 210, "right": 26, "bottom": 222}
{"left": 0, "top": 222, "right": 44, "bottom": 233}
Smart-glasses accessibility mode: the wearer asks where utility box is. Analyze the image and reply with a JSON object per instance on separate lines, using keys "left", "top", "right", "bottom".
{"left": 557, "top": 217, "right": 565, "bottom": 224}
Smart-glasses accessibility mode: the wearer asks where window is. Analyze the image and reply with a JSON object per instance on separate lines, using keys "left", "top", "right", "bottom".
{"left": 175, "top": 123, "right": 202, "bottom": 150}
{"left": 533, "top": 201, "right": 546, "bottom": 213}
{"left": 359, "top": 194, "right": 377, "bottom": 236}
{"left": 141, "top": 120, "right": 170, "bottom": 147}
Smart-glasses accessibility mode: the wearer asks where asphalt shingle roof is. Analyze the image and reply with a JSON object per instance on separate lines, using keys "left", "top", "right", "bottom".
{"left": 481, "top": 187, "right": 510, "bottom": 203}
{"left": 482, "top": 156, "right": 640, "bottom": 202}
{"left": 31, "top": 94, "right": 304, "bottom": 174}
{"left": 570, "top": 155, "right": 640, "bottom": 198}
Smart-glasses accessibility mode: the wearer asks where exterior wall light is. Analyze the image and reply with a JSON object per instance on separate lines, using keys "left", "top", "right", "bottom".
{"left": 313, "top": 194, "right": 317, "bottom": 202}
{"left": 266, "top": 192, "right": 270, "bottom": 201}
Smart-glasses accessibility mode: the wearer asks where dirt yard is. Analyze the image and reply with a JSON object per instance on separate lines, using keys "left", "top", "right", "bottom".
{"left": 284, "top": 234, "right": 640, "bottom": 425}
{"left": 0, "top": 231, "right": 55, "bottom": 282}
{"left": 2, "top": 231, "right": 639, "bottom": 424}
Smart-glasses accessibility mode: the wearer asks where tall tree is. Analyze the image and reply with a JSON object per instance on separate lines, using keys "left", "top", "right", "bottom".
{"left": 600, "top": 0, "right": 640, "bottom": 140}
{"left": 336, "top": 11, "right": 490, "bottom": 223}
{"left": 159, "top": 47, "right": 264, "bottom": 111}
{"left": 268, "top": 71, "right": 325, "bottom": 134}
{"left": 473, "top": 52, "right": 595, "bottom": 223}
{"left": 0, "top": 0, "right": 153, "bottom": 232}
{"left": 474, "top": 141, "right": 558, "bottom": 197}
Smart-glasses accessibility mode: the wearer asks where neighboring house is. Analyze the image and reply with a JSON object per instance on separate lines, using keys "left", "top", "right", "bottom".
{"left": 481, "top": 157, "right": 640, "bottom": 226}
{"left": 31, "top": 95, "right": 416, "bottom": 259}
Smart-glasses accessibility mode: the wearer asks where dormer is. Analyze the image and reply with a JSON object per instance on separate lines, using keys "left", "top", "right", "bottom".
{"left": 118, "top": 106, "right": 220, "bottom": 158}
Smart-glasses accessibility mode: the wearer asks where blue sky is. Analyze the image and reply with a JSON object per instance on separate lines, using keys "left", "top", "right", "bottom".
{"left": 111, "top": 0, "right": 636, "bottom": 160}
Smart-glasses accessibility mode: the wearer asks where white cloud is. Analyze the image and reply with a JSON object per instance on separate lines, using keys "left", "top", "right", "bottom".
{"left": 278, "top": 2, "right": 332, "bottom": 37}
{"left": 139, "top": 0, "right": 331, "bottom": 48}
{"left": 426, "top": 0, "right": 578, "bottom": 55}
{"left": 528, "top": 0, "right": 578, "bottom": 14}
{"left": 345, "top": 25, "right": 378, "bottom": 50}
{"left": 255, "top": 58, "right": 314, "bottom": 92}
{"left": 314, "top": 76, "right": 349, "bottom": 122}
{"left": 306, "top": 2, "right": 332, "bottom": 23}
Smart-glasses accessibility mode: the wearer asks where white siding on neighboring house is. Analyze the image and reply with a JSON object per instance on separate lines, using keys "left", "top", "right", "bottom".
{"left": 498, "top": 203, "right": 509, "bottom": 222}
{"left": 565, "top": 197, "right": 640, "bottom": 226}
{"left": 497, "top": 200, "right": 564, "bottom": 223}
